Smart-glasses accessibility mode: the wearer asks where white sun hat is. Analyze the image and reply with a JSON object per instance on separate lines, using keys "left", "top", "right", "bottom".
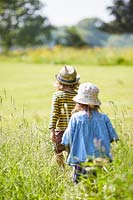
{"left": 73, "top": 82, "right": 101, "bottom": 106}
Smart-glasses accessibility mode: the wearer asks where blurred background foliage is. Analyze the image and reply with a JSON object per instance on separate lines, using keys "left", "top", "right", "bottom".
{"left": 0, "top": 0, "right": 133, "bottom": 53}
{"left": 0, "top": 46, "right": 133, "bottom": 66}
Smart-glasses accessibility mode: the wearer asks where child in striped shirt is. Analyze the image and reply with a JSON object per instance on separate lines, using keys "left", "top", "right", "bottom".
{"left": 49, "top": 65, "right": 80, "bottom": 167}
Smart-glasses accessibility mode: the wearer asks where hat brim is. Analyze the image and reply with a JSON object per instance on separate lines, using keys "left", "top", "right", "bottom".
{"left": 73, "top": 95, "right": 101, "bottom": 106}
{"left": 55, "top": 74, "right": 80, "bottom": 85}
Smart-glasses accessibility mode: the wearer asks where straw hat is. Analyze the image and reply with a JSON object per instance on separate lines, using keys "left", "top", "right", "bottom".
{"left": 73, "top": 82, "right": 101, "bottom": 106}
{"left": 55, "top": 65, "right": 80, "bottom": 85}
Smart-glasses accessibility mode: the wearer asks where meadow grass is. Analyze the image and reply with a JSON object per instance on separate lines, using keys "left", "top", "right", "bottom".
{"left": 0, "top": 61, "right": 133, "bottom": 199}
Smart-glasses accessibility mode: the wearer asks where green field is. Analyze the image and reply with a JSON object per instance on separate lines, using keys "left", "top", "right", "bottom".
{"left": 0, "top": 62, "right": 133, "bottom": 113}
{"left": 0, "top": 62, "right": 133, "bottom": 199}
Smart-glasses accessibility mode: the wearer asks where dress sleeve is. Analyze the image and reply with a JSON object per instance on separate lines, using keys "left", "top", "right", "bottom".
{"left": 61, "top": 115, "right": 76, "bottom": 146}
{"left": 49, "top": 93, "right": 59, "bottom": 129}
{"left": 104, "top": 114, "right": 119, "bottom": 143}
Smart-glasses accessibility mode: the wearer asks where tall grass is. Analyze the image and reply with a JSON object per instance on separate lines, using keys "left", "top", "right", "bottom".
{"left": 0, "top": 93, "right": 132, "bottom": 199}
{"left": 0, "top": 94, "right": 70, "bottom": 199}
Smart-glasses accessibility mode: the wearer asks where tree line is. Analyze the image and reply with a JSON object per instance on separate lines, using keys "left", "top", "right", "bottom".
{"left": 0, "top": 0, "right": 132, "bottom": 52}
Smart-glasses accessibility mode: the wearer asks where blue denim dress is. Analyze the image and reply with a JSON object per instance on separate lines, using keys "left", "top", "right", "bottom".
{"left": 62, "top": 110, "right": 119, "bottom": 165}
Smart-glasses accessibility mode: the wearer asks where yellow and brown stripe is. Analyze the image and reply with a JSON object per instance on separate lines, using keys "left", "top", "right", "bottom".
{"left": 49, "top": 90, "right": 77, "bottom": 130}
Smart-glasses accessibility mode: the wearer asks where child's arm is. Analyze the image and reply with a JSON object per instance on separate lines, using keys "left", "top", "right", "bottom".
{"left": 49, "top": 93, "right": 59, "bottom": 141}
{"left": 105, "top": 115, "right": 119, "bottom": 143}
{"left": 50, "top": 128, "right": 56, "bottom": 143}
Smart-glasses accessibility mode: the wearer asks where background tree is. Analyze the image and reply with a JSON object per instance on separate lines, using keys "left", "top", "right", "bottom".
{"left": 62, "top": 26, "right": 87, "bottom": 47}
{"left": 101, "top": 0, "right": 133, "bottom": 33}
{"left": 0, "top": 0, "right": 53, "bottom": 52}
{"left": 52, "top": 26, "right": 87, "bottom": 47}
{"left": 64, "top": 26, "right": 87, "bottom": 47}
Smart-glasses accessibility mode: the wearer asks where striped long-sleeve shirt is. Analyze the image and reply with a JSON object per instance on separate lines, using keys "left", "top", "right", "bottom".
{"left": 49, "top": 90, "right": 77, "bottom": 130}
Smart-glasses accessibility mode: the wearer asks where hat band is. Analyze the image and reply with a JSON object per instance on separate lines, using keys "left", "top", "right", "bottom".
{"left": 58, "top": 76, "right": 76, "bottom": 83}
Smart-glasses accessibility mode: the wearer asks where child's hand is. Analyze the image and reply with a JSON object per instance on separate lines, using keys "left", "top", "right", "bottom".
{"left": 112, "top": 138, "right": 119, "bottom": 148}
{"left": 111, "top": 138, "right": 119, "bottom": 156}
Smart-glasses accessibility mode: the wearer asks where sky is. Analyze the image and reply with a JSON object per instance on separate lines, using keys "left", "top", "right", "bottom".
{"left": 41, "top": 0, "right": 113, "bottom": 26}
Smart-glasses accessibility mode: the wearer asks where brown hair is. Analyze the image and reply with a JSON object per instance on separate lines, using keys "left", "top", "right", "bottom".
{"left": 72, "top": 103, "right": 100, "bottom": 115}
{"left": 55, "top": 80, "right": 80, "bottom": 91}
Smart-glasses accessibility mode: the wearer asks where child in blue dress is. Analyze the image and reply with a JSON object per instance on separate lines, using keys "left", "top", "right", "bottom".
{"left": 62, "top": 82, "right": 119, "bottom": 183}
